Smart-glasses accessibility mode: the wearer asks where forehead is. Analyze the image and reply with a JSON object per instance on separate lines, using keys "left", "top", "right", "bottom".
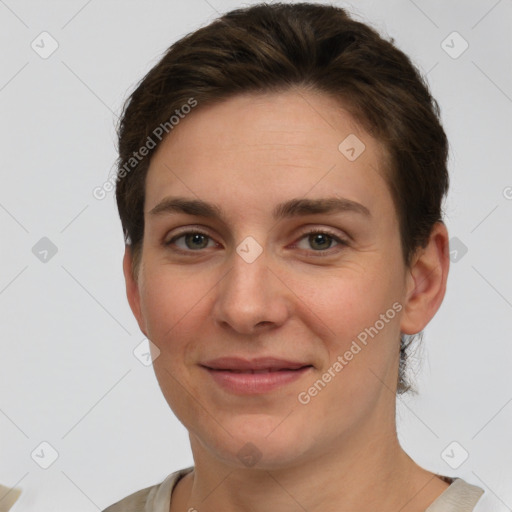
{"left": 145, "top": 89, "right": 392, "bottom": 218}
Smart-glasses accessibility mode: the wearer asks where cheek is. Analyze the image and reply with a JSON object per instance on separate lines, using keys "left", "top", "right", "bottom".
{"left": 303, "top": 258, "right": 404, "bottom": 385}
{"left": 139, "top": 269, "right": 212, "bottom": 416}
{"left": 306, "top": 262, "right": 401, "bottom": 336}
{"left": 139, "top": 267, "right": 207, "bottom": 350}
{"left": 299, "top": 270, "right": 403, "bottom": 421}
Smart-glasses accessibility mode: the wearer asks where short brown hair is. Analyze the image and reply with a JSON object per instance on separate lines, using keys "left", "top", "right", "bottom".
{"left": 115, "top": 2, "right": 449, "bottom": 394}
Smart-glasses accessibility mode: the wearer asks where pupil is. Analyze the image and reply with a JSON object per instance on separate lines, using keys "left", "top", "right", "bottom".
{"left": 310, "top": 233, "right": 331, "bottom": 250}
{"left": 186, "top": 233, "right": 207, "bottom": 249}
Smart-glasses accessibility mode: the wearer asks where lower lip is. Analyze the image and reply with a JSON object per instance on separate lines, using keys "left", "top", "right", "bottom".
{"left": 202, "top": 366, "right": 312, "bottom": 394}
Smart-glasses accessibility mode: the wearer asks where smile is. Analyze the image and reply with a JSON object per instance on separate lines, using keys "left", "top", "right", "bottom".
{"left": 200, "top": 357, "right": 313, "bottom": 394}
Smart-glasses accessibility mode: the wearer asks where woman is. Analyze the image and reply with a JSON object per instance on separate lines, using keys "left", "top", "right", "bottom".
{"left": 104, "top": 3, "right": 486, "bottom": 510}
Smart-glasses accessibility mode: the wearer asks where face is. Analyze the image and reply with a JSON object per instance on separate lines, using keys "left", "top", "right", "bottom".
{"left": 124, "top": 89, "right": 428, "bottom": 469}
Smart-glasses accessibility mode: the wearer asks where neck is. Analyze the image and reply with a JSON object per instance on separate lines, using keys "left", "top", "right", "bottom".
{"left": 171, "top": 422, "right": 448, "bottom": 512}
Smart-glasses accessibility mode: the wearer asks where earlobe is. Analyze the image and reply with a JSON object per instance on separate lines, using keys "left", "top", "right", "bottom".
{"left": 400, "top": 222, "right": 450, "bottom": 335}
{"left": 122, "top": 246, "right": 148, "bottom": 337}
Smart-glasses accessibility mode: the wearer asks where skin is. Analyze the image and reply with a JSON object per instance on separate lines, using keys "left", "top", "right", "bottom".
{"left": 123, "top": 89, "right": 451, "bottom": 512}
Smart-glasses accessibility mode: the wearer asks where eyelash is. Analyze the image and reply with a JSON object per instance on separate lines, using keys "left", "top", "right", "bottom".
{"left": 164, "top": 227, "right": 348, "bottom": 256}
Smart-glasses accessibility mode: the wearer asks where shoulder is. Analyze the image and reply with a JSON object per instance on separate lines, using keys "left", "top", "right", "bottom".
{"left": 427, "top": 477, "right": 485, "bottom": 511}
{"left": 101, "top": 467, "right": 194, "bottom": 512}
{"left": 102, "top": 484, "right": 154, "bottom": 512}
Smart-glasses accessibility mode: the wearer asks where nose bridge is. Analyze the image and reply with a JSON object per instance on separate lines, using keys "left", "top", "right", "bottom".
{"left": 229, "top": 254, "right": 265, "bottom": 301}
{"left": 212, "top": 243, "right": 288, "bottom": 333}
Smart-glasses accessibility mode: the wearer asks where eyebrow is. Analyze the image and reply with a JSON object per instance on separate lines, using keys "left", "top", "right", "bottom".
{"left": 148, "top": 196, "right": 371, "bottom": 220}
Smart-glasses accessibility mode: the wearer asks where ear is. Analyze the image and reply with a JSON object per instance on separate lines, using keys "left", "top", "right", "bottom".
{"left": 400, "top": 222, "right": 450, "bottom": 335}
{"left": 122, "top": 245, "right": 148, "bottom": 337}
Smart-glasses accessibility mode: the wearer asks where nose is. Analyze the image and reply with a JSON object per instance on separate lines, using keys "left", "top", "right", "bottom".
{"left": 211, "top": 249, "right": 291, "bottom": 335}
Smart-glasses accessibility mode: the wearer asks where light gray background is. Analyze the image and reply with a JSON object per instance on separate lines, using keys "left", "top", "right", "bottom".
{"left": 0, "top": 1, "right": 511, "bottom": 510}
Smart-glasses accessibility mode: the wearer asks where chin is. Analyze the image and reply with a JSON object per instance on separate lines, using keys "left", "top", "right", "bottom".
{"left": 195, "top": 415, "right": 317, "bottom": 471}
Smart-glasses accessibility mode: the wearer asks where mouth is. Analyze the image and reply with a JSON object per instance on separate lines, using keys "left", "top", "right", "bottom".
{"left": 200, "top": 357, "right": 313, "bottom": 394}
{"left": 212, "top": 367, "right": 308, "bottom": 373}
{"left": 201, "top": 356, "right": 312, "bottom": 372}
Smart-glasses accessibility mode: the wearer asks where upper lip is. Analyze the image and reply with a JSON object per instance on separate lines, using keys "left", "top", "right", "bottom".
{"left": 200, "top": 357, "right": 311, "bottom": 371}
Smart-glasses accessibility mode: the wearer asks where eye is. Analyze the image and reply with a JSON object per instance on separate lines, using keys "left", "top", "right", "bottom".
{"left": 165, "top": 230, "right": 218, "bottom": 252}
{"left": 164, "top": 227, "right": 348, "bottom": 255}
{"left": 293, "top": 229, "right": 348, "bottom": 254}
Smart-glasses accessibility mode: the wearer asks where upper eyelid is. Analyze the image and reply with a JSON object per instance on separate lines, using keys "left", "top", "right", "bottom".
{"left": 165, "top": 222, "right": 348, "bottom": 237}
{"left": 166, "top": 226, "right": 217, "bottom": 242}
